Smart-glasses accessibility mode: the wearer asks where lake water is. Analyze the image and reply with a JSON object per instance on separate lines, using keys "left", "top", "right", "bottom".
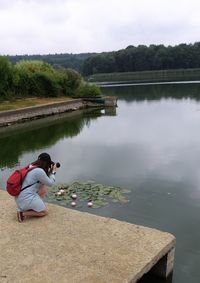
{"left": 1, "top": 82, "right": 200, "bottom": 283}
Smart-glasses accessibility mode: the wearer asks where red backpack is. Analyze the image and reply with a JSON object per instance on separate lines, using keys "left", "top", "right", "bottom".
{"left": 6, "top": 165, "right": 37, "bottom": 196}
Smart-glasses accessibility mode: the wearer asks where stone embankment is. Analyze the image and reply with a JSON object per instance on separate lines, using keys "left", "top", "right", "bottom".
{"left": 0, "top": 190, "right": 175, "bottom": 283}
{"left": 0, "top": 97, "right": 118, "bottom": 127}
{"left": 0, "top": 99, "right": 83, "bottom": 127}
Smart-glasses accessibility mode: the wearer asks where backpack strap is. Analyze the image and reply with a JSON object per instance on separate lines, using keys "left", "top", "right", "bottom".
{"left": 20, "top": 165, "right": 39, "bottom": 192}
{"left": 21, "top": 181, "right": 39, "bottom": 192}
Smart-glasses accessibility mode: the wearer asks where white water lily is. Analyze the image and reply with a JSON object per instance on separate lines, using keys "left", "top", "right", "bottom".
{"left": 71, "top": 193, "right": 77, "bottom": 199}
{"left": 87, "top": 201, "right": 93, "bottom": 207}
{"left": 71, "top": 201, "right": 76, "bottom": 207}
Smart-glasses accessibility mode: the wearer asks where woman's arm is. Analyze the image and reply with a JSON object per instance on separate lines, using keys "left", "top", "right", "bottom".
{"left": 35, "top": 168, "right": 56, "bottom": 187}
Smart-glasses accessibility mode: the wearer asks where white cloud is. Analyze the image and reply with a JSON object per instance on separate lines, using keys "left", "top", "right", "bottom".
{"left": 0, "top": 0, "right": 200, "bottom": 55}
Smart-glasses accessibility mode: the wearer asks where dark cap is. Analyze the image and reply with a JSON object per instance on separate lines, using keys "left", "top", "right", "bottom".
{"left": 38, "top": 153, "right": 53, "bottom": 164}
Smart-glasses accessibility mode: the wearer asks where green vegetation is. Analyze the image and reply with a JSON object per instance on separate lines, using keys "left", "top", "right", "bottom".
{"left": 0, "top": 97, "right": 72, "bottom": 112}
{"left": 76, "top": 83, "right": 102, "bottom": 97}
{"left": 87, "top": 68, "right": 200, "bottom": 83}
{"left": 0, "top": 56, "right": 13, "bottom": 97}
{"left": 3, "top": 42, "right": 200, "bottom": 98}
{"left": 48, "top": 181, "right": 130, "bottom": 209}
{"left": 0, "top": 56, "right": 101, "bottom": 101}
{"left": 9, "top": 53, "right": 96, "bottom": 72}
{"left": 7, "top": 42, "right": 200, "bottom": 78}
{"left": 82, "top": 42, "right": 200, "bottom": 76}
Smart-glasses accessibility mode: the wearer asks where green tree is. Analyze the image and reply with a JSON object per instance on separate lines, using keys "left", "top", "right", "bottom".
{"left": 82, "top": 42, "right": 200, "bottom": 75}
{"left": 0, "top": 56, "right": 13, "bottom": 97}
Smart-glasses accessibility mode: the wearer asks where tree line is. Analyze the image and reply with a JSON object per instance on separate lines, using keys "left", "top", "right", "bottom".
{"left": 0, "top": 57, "right": 101, "bottom": 100}
{"left": 8, "top": 53, "right": 96, "bottom": 73}
{"left": 5, "top": 42, "right": 200, "bottom": 79}
{"left": 82, "top": 42, "right": 200, "bottom": 76}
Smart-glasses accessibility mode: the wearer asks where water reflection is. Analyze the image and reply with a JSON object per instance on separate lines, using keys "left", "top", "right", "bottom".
{"left": 0, "top": 108, "right": 106, "bottom": 168}
{"left": 101, "top": 82, "right": 200, "bottom": 101}
{"left": 1, "top": 83, "right": 200, "bottom": 283}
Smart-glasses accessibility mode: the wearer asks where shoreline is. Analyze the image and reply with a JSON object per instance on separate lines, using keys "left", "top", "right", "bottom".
{"left": 0, "top": 97, "right": 117, "bottom": 128}
{"left": 0, "top": 99, "right": 84, "bottom": 127}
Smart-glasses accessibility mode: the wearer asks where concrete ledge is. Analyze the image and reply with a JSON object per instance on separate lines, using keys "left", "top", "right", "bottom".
{"left": 0, "top": 190, "right": 175, "bottom": 283}
{"left": 0, "top": 99, "right": 84, "bottom": 127}
{"left": 0, "top": 96, "right": 118, "bottom": 127}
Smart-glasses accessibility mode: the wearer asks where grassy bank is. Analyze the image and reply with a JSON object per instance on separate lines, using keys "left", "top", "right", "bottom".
{"left": 0, "top": 97, "right": 73, "bottom": 112}
{"left": 87, "top": 68, "right": 200, "bottom": 83}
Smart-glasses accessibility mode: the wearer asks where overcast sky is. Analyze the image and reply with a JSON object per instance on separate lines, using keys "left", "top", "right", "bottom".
{"left": 0, "top": 0, "right": 199, "bottom": 55}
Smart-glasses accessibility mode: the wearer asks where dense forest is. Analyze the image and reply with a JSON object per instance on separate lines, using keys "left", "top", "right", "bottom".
{"left": 0, "top": 57, "right": 101, "bottom": 100}
{"left": 82, "top": 42, "right": 200, "bottom": 76}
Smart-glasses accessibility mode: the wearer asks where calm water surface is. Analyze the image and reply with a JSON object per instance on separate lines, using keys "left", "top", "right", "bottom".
{"left": 1, "top": 83, "right": 200, "bottom": 283}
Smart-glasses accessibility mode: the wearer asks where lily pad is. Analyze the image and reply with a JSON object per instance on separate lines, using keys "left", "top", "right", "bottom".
{"left": 48, "top": 181, "right": 130, "bottom": 209}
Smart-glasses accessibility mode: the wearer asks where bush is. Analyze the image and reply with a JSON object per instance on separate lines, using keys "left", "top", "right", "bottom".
{"left": 13, "top": 66, "right": 31, "bottom": 96}
{"left": 0, "top": 58, "right": 90, "bottom": 100}
{"left": 58, "top": 69, "right": 82, "bottom": 96}
{"left": 31, "top": 72, "right": 60, "bottom": 97}
{"left": 15, "top": 60, "right": 55, "bottom": 75}
{"left": 75, "top": 83, "right": 102, "bottom": 97}
{"left": 14, "top": 60, "right": 60, "bottom": 97}
{"left": 0, "top": 56, "right": 13, "bottom": 97}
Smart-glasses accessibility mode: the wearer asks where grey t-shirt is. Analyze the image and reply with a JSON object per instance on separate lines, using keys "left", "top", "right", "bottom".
{"left": 15, "top": 166, "right": 55, "bottom": 210}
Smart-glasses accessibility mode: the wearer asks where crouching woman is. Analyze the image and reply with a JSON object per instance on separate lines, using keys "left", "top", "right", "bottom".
{"left": 15, "top": 153, "right": 57, "bottom": 222}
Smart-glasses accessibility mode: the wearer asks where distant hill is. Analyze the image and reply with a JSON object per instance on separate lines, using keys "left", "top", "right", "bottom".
{"left": 8, "top": 53, "right": 97, "bottom": 73}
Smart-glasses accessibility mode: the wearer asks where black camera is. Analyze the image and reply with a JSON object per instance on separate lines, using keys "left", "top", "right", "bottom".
{"left": 52, "top": 162, "right": 61, "bottom": 168}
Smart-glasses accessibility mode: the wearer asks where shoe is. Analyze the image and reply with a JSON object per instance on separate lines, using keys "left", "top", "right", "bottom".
{"left": 17, "top": 211, "right": 24, "bottom": 223}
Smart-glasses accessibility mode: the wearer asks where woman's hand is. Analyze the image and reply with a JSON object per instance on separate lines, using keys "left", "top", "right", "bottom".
{"left": 49, "top": 163, "right": 57, "bottom": 175}
{"left": 52, "top": 164, "right": 57, "bottom": 172}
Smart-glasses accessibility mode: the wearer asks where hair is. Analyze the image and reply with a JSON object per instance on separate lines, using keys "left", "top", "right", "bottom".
{"left": 32, "top": 159, "right": 51, "bottom": 175}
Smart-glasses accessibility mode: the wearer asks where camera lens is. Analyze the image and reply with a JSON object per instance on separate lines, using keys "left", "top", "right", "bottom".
{"left": 56, "top": 162, "right": 60, "bottom": 168}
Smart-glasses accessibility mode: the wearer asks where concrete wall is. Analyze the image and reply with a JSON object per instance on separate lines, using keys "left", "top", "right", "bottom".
{"left": 0, "top": 97, "right": 118, "bottom": 127}
{"left": 0, "top": 99, "right": 84, "bottom": 127}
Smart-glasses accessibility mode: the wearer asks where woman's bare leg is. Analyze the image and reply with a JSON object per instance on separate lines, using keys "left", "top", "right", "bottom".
{"left": 23, "top": 210, "right": 48, "bottom": 217}
{"left": 17, "top": 209, "right": 48, "bottom": 222}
